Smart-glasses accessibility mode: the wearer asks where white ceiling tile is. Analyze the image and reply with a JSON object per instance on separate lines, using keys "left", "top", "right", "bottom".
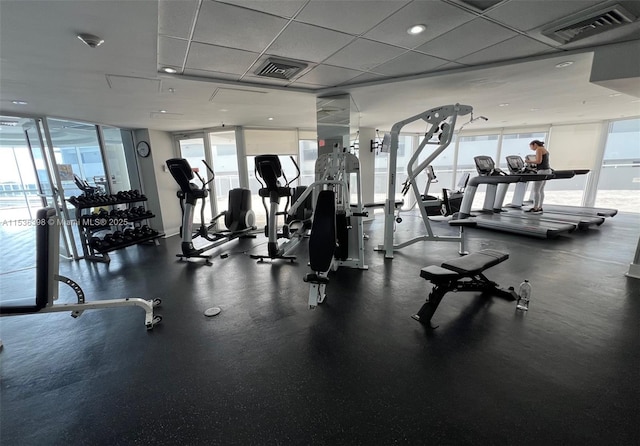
{"left": 415, "top": 18, "right": 517, "bottom": 61}
{"left": 186, "top": 43, "right": 259, "bottom": 75}
{"left": 324, "top": 39, "right": 407, "bottom": 71}
{"left": 338, "top": 71, "right": 386, "bottom": 85}
{"left": 370, "top": 51, "right": 448, "bottom": 77}
{"left": 294, "top": 64, "right": 364, "bottom": 86}
{"left": 106, "top": 75, "right": 161, "bottom": 93}
{"left": 486, "top": 0, "right": 603, "bottom": 32}
{"left": 182, "top": 68, "right": 241, "bottom": 81}
{"left": 364, "top": 0, "right": 477, "bottom": 49}
{"left": 159, "top": 0, "right": 199, "bottom": 39}
{"left": 295, "top": 1, "right": 410, "bottom": 35}
{"left": 158, "top": 36, "right": 188, "bottom": 68}
{"left": 193, "top": 1, "right": 289, "bottom": 53}
{"left": 457, "top": 35, "right": 557, "bottom": 65}
{"left": 217, "top": 0, "right": 307, "bottom": 18}
{"left": 266, "top": 22, "right": 354, "bottom": 63}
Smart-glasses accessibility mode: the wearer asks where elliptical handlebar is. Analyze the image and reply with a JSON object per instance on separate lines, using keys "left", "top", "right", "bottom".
{"left": 287, "top": 155, "right": 301, "bottom": 187}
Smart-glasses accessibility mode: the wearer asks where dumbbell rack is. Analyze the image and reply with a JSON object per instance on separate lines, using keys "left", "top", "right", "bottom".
{"left": 67, "top": 191, "right": 164, "bottom": 263}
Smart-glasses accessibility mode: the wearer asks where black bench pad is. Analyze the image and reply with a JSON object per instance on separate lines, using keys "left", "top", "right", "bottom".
{"left": 420, "top": 265, "right": 461, "bottom": 281}
{"left": 441, "top": 249, "right": 509, "bottom": 276}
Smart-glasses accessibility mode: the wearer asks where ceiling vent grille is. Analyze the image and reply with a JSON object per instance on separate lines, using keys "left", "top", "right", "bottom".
{"left": 542, "top": 3, "right": 637, "bottom": 44}
{"left": 454, "top": 0, "right": 504, "bottom": 12}
{"left": 255, "top": 58, "right": 308, "bottom": 80}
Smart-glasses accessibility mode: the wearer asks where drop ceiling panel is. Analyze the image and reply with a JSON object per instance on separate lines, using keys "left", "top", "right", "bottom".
{"left": 485, "top": 0, "right": 603, "bottom": 32}
{"left": 159, "top": 0, "right": 199, "bottom": 39}
{"left": 295, "top": 1, "right": 409, "bottom": 35}
{"left": 457, "top": 35, "right": 557, "bottom": 65}
{"left": 370, "top": 51, "right": 448, "bottom": 77}
{"left": 217, "top": 0, "right": 307, "bottom": 18}
{"left": 212, "top": 87, "right": 271, "bottom": 105}
{"left": 193, "top": 1, "right": 289, "bottom": 53}
{"left": 106, "top": 75, "right": 161, "bottom": 93}
{"left": 182, "top": 68, "right": 241, "bottom": 81}
{"left": 339, "top": 71, "right": 386, "bottom": 86}
{"left": 323, "top": 39, "right": 407, "bottom": 72}
{"left": 266, "top": 22, "right": 354, "bottom": 63}
{"left": 414, "top": 18, "right": 517, "bottom": 61}
{"left": 158, "top": 36, "right": 188, "bottom": 67}
{"left": 186, "top": 43, "right": 259, "bottom": 75}
{"left": 294, "top": 64, "right": 364, "bottom": 87}
{"left": 364, "top": 0, "right": 477, "bottom": 49}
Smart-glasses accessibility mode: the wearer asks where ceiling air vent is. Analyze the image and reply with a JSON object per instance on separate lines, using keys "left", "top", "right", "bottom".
{"left": 542, "top": 3, "right": 637, "bottom": 44}
{"left": 255, "top": 58, "right": 307, "bottom": 80}
{"left": 453, "top": 0, "right": 504, "bottom": 12}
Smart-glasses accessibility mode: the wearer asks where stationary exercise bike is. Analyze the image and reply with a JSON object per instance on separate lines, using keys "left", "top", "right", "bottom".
{"left": 250, "top": 155, "right": 313, "bottom": 262}
{"left": 166, "top": 158, "right": 255, "bottom": 265}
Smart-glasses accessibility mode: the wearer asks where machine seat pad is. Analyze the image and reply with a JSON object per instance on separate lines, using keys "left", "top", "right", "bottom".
{"left": 420, "top": 265, "right": 461, "bottom": 281}
{"left": 441, "top": 249, "right": 508, "bottom": 275}
{"left": 304, "top": 273, "right": 330, "bottom": 285}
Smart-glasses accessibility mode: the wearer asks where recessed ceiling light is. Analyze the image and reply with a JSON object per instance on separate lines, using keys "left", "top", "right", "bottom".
{"left": 168, "top": 88, "right": 175, "bottom": 93}
{"left": 161, "top": 67, "right": 178, "bottom": 74}
{"left": 555, "top": 61, "right": 573, "bottom": 68}
{"left": 219, "top": 109, "right": 228, "bottom": 112}
{"left": 498, "top": 103, "right": 509, "bottom": 107}
{"left": 407, "top": 24, "right": 426, "bottom": 35}
{"left": 267, "top": 117, "right": 274, "bottom": 121}
{"left": 77, "top": 33, "right": 104, "bottom": 48}
{"left": 530, "top": 108, "right": 539, "bottom": 111}
{"left": 609, "top": 93, "right": 621, "bottom": 97}
{"left": 11, "top": 100, "right": 28, "bottom": 105}
{"left": 159, "top": 110, "right": 167, "bottom": 113}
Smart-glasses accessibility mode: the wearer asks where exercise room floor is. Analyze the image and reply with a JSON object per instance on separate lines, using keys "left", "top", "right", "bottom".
{"left": 1, "top": 211, "right": 639, "bottom": 445}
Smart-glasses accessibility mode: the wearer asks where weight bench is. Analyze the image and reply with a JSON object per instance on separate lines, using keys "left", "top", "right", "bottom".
{"left": 412, "top": 249, "right": 518, "bottom": 327}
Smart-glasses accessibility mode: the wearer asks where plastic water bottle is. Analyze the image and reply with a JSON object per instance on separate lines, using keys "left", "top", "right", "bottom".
{"left": 517, "top": 280, "right": 531, "bottom": 311}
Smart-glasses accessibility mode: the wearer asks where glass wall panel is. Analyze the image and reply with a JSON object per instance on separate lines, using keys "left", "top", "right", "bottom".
{"left": 500, "top": 132, "right": 547, "bottom": 168}
{"left": 102, "top": 127, "right": 132, "bottom": 193}
{"left": 47, "top": 118, "right": 106, "bottom": 198}
{"left": 456, "top": 134, "right": 500, "bottom": 208}
{"left": 595, "top": 118, "right": 640, "bottom": 213}
{"left": 375, "top": 134, "right": 413, "bottom": 203}
{"left": 209, "top": 131, "right": 240, "bottom": 216}
{"left": 299, "top": 139, "right": 318, "bottom": 186}
{"left": 177, "top": 137, "right": 211, "bottom": 224}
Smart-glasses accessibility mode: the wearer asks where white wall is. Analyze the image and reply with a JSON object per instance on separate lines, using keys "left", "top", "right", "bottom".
{"left": 134, "top": 129, "right": 182, "bottom": 236}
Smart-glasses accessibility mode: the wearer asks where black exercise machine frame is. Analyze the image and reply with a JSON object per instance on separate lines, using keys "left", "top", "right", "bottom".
{"left": 166, "top": 158, "right": 255, "bottom": 265}
{"left": 412, "top": 249, "right": 518, "bottom": 328}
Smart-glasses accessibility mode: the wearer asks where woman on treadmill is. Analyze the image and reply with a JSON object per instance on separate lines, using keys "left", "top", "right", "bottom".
{"left": 526, "top": 140, "right": 551, "bottom": 214}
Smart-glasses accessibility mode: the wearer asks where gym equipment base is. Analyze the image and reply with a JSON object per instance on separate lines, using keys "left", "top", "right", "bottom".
{"left": 413, "top": 249, "right": 518, "bottom": 328}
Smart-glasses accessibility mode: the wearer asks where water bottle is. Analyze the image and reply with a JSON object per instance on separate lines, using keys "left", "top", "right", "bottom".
{"left": 517, "top": 280, "right": 531, "bottom": 311}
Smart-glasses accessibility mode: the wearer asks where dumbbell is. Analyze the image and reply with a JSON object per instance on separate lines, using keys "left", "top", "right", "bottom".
{"left": 123, "top": 228, "right": 135, "bottom": 242}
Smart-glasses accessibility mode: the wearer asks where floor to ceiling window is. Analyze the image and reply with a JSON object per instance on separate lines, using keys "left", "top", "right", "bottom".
{"left": 375, "top": 134, "right": 414, "bottom": 204}
{"left": 595, "top": 118, "right": 640, "bottom": 213}
{"left": 0, "top": 117, "right": 42, "bottom": 221}
{"left": 244, "top": 129, "right": 299, "bottom": 227}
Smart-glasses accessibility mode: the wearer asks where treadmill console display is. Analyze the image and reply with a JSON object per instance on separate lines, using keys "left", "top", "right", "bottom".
{"left": 474, "top": 156, "right": 495, "bottom": 175}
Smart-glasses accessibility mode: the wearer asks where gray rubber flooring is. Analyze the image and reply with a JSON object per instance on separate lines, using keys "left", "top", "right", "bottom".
{"left": 1, "top": 211, "right": 639, "bottom": 445}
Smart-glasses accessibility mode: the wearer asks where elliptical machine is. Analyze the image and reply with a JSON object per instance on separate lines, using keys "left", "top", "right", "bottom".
{"left": 250, "top": 155, "right": 313, "bottom": 262}
{"left": 166, "top": 158, "right": 255, "bottom": 265}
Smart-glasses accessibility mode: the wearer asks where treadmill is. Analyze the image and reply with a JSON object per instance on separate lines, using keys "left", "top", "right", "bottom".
{"left": 500, "top": 156, "right": 606, "bottom": 229}
{"left": 451, "top": 156, "right": 575, "bottom": 239}
{"left": 505, "top": 157, "right": 617, "bottom": 218}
